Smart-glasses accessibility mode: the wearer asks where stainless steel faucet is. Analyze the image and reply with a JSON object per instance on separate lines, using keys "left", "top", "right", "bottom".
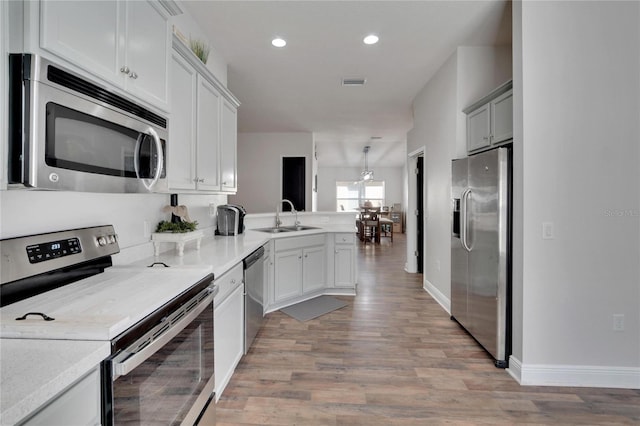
{"left": 276, "top": 199, "right": 299, "bottom": 228}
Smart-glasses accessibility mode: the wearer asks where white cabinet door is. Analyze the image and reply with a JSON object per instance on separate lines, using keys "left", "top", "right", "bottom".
{"left": 491, "top": 90, "right": 513, "bottom": 144}
{"left": 303, "top": 246, "right": 325, "bottom": 293}
{"left": 40, "top": 1, "right": 122, "bottom": 85}
{"left": 123, "top": 0, "right": 170, "bottom": 108}
{"left": 196, "top": 76, "right": 221, "bottom": 191}
{"left": 40, "top": 0, "right": 169, "bottom": 110}
{"left": 168, "top": 52, "right": 197, "bottom": 190}
{"left": 334, "top": 245, "right": 355, "bottom": 288}
{"left": 274, "top": 249, "right": 302, "bottom": 302}
{"left": 220, "top": 98, "right": 238, "bottom": 192}
{"left": 467, "top": 103, "right": 491, "bottom": 152}
{"left": 214, "top": 284, "right": 244, "bottom": 400}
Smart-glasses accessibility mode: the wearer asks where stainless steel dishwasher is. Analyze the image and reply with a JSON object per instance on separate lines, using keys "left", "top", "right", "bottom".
{"left": 243, "top": 245, "right": 265, "bottom": 353}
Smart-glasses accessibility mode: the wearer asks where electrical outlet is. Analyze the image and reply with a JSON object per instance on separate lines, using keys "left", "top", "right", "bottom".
{"left": 613, "top": 314, "right": 625, "bottom": 331}
{"left": 542, "top": 222, "right": 555, "bottom": 239}
{"left": 209, "top": 203, "right": 216, "bottom": 217}
{"left": 436, "top": 260, "right": 441, "bottom": 271}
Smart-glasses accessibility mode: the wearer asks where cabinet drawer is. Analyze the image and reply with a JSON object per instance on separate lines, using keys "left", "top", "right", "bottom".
{"left": 214, "top": 262, "right": 243, "bottom": 307}
{"left": 334, "top": 233, "right": 355, "bottom": 244}
{"left": 275, "top": 234, "right": 326, "bottom": 252}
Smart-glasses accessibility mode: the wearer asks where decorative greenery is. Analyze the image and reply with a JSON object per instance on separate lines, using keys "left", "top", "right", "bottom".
{"left": 189, "top": 38, "right": 210, "bottom": 64}
{"left": 155, "top": 220, "right": 198, "bottom": 233}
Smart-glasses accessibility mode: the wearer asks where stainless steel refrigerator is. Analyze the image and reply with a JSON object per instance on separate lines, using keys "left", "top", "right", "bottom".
{"left": 451, "top": 146, "right": 511, "bottom": 368}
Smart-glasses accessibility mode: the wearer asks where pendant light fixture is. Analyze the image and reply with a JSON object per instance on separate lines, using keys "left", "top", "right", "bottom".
{"left": 361, "top": 145, "right": 374, "bottom": 181}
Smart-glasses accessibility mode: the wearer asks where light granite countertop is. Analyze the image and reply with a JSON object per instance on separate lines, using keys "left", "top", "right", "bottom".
{"left": 0, "top": 216, "right": 357, "bottom": 424}
{"left": 0, "top": 339, "right": 110, "bottom": 426}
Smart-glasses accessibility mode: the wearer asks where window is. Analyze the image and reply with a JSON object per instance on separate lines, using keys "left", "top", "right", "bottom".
{"left": 336, "top": 180, "right": 385, "bottom": 211}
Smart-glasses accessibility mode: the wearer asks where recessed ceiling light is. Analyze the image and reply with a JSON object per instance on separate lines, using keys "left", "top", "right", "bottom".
{"left": 363, "top": 34, "right": 379, "bottom": 45}
{"left": 271, "top": 37, "right": 287, "bottom": 48}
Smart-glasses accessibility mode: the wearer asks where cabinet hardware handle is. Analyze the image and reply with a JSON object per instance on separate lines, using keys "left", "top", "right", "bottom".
{"left": 15, "top": 312, "right": 55, "bottom": 321}
{"left": 199, "top": 178, "right": 205, "bottom": 183}
{"left": 120, "top": 66, "right": 130, "bottom": 74}
{"left": 129, "top": 72, "right": 138, "bottom": 79}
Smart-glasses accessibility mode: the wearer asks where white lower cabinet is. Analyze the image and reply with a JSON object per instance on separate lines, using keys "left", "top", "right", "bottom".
{"left": 333, "top": 233, "right": 357, "bottom": 288}
{"left": 21, "top": 367, "right": 100, "bottom": 426}
{"left": 273, "top": 235, "right": 326, "bottom": 304}
{"left": 213, "top": 263, "right": 244, "bottom": 401}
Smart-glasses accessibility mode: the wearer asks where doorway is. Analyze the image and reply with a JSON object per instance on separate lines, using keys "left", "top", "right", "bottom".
{"left": 416, "top": 156, "right": 424, "bottom": 273}
{"left": 282, "top": 157, "right": 305, "bottom": 211}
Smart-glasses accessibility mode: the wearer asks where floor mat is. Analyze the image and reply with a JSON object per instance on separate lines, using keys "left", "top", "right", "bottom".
{"left": 280, "top": 296, "right": 348, "bottom": 322}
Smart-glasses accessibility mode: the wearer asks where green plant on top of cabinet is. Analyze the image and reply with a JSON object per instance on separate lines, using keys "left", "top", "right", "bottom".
{"left": 169, "top": 35, "right": 240, "bottom": 193}
{"left": 464, "top": 81, "right": 513, "bottom": 153}
{"left": 39, "top": 0, "right": 177, "bottom": 112}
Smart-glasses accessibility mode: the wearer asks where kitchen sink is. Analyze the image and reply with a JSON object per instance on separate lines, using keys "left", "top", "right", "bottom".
{"left": 252, "top": 225, "right": 320, "bottom": 233}
{"left": 280, "top": 225, "right": 320, "bottom": 231}
{"left": 253, "top": 227, "right": 292, "bottom": 233}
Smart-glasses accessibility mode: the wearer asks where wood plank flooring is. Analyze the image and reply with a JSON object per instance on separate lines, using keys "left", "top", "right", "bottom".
{"left": 207, "top": 234, "right": 640, "bottom": 425}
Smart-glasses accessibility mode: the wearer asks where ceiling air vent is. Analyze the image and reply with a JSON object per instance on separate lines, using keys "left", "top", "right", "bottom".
{"left": 342, "top": 78, "right": 366, "bottom": 86}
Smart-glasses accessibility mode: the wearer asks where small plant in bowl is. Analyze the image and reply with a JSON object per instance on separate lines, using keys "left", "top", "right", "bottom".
{"left": 155, "top": 220, "right": 198, "bottom": 233}
{"left": 189, "top": 38, "right": 210, "bottom": 64}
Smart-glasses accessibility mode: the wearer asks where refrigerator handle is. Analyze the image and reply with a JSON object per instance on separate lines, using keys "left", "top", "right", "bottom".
{"left": 461, "top": 189, "right": 472, "bottom": 252}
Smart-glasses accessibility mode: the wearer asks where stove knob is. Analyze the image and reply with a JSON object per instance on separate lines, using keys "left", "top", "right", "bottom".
{"left": 108, "top": 235, "right": 116, "bottom": 244}
{"left": 97, "top": 236, "right": 107, "bottom": 247}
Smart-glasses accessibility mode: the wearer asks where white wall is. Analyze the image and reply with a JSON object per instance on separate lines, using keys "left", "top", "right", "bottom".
{"left": 316, "top": 166, "right": 404, "bottom": 212}
{"left": 229, "top": 132, "right": 314, "bottom": 213}
{"left": 512, "top": 0, "right": 640, "bottom": 388}
{"left": 407, "top": 46, "right": 511, "bottom": 306}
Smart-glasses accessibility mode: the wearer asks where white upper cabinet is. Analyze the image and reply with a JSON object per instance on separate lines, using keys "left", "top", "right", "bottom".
{"left": 39, "top": 0, "right": 173, "bottom": 111}
{"left": 490, "top": 90, "right": 514, "bottom": 144}
{"left": 220, "top": 99, "right": 238, "bottom": 192}
{"left": 196, "top": 76, "right": 222, "bottom": 192}
{"left": 168, "top": 35, "right": 240, "bottom": 194}
{"left": 467, "top": 103, "right": 491, "bottom": 152}
{"left": 168, "top": 52, "right": 197, "bottom": 190}
{"left": 464, "top": 81, "right": 513, "bottom": 154}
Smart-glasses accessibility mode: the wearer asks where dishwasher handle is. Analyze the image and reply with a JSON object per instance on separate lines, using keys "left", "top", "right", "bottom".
{"left": 243, "top": 246, "right": 265, "bottom": 269}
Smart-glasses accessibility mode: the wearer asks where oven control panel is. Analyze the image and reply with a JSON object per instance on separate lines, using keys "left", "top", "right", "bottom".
{"left": 26, "top": 238, "right": 82, "bottom": 264}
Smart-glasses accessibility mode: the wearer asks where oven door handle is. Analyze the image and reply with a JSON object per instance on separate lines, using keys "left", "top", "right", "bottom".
{"left": 133, "top": 127, "right": 164, "bottom": 192}
{"left": 113, "top": 288, "right": 214, "bottom": 380}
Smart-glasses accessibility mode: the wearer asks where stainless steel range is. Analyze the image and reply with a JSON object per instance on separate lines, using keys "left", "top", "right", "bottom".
{"left": 0, "top": 225, "right": 217, "bottom": 425}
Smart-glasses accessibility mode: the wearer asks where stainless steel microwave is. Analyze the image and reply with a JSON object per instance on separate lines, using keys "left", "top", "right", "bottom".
{"left": 8, "top": 54, "right": 168, "bottom": 193}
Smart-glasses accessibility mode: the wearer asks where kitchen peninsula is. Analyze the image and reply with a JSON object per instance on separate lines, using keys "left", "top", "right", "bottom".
{"left": 0, "top": 212, "right": 357, "bottom": 425}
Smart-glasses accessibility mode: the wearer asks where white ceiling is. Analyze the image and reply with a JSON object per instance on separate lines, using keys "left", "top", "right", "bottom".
{"left": 182, "top": 1, "right": 511, "bottom": 168}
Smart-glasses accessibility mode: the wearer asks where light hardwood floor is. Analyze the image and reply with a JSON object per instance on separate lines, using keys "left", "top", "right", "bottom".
{"left": 206, "top": 234, "right": 640, "bottom": 425}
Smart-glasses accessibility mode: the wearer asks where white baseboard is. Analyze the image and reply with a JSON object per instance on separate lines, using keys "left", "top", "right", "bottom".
{"left": 508, "top": 355, "right": 640, "bottom": 389}
{"left": 423, "top": 277, "right": 450, "bottom": 314}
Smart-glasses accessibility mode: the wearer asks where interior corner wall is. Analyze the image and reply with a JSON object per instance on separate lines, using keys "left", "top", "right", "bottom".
{"left": 510, "top": 0, "right": 524, "bottom": 370}
{"left": 229, "top": 132, "right": 314, "bottom": 213}
{"left": 518, "top": 0, "right": 640, "bottom": 387}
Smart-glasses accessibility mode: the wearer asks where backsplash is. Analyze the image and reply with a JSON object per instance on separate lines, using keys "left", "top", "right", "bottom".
{"left": 0, "top": 191, "right": 227, "bottom": 259}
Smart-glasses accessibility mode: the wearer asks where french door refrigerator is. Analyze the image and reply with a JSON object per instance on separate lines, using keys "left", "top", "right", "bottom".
{"left": 451, "top": 146, "right": 511, "bottom": 368}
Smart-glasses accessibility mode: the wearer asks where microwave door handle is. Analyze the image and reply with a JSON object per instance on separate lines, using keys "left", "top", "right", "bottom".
{"left": 147, "top": 127, "right": 163, "bottom": 190}
{"left": 134, "top": 128, "right": 163, "bottom": 191}
{"left": 112, "top": 289, "right": 214, "bottom": 380}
